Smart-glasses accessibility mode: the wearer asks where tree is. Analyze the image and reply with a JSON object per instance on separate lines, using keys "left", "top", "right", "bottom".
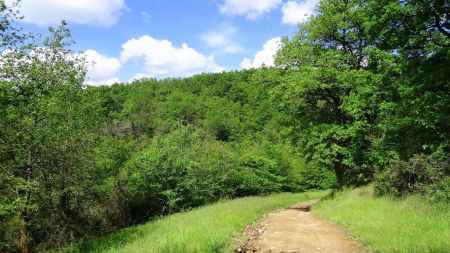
{"left": 0, "top": 9, "right": 97, "bottom": 250}
{"left": 275, "top": 0, "right": 449, "bottom": 187}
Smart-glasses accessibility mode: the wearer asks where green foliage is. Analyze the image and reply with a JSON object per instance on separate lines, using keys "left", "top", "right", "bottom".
{"left": 375, "top": 152, "right": 450, "bottom": 201}
{"left": 298, "top": 164, "right": 337, "bottom": 190}
{"left": 0, "top": 16, "right": 97, "bottom": 251}
{"left": 124, "top": 127, "right": 225, "bottom": 220}
{"left": 275, "top": 0, "right": 449, "bottom": 190}
{"left": 228, "top": 156, "right": 284, "bottom": 196}
{"left": 123, "top": 126, "right": 304, "bottom": 223}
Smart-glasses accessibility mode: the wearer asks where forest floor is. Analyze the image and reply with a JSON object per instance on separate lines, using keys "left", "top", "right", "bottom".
{"left": 238, "top": 200, "right": 364, "bottom": 253}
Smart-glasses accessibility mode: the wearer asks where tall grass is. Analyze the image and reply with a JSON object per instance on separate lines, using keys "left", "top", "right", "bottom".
{"left": 65, "top": 191, "right": 328, "bottom": 253}
{"left": 313, "top": 186, "right": 450, "bottom": 253}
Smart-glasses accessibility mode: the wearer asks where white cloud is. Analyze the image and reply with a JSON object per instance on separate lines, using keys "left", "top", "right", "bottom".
{"left": 281, "top": 0, "right": 318, "bottom": 25}
{"left": 6, "top": 0, "right": 127, "bottom": 26}
{"left": 240, "top": 37, "right": 282, "bottom": 69}
{"left": 219, "top": 0, "right": 282, "bottom": 20}
{"left": 83, "top": 49, "right": 121, "bottom": 86}
{"left": 201, "top": 24, "right": 243, "bottom": 54}
{"left": 90, "top": 77, "right": 121, "bottom": 86}
{"left": 120, "top": 35, "right": 223, "bottom": 78}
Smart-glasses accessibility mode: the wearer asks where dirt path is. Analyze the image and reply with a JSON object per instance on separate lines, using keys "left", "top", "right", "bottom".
{"left": 238, "top": 201, "right": 363, "bottom": 253}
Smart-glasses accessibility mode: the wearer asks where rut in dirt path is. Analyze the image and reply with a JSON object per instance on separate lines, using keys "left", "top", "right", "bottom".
{"left": 239, "top": 201, "right": 364, "bottom": 253}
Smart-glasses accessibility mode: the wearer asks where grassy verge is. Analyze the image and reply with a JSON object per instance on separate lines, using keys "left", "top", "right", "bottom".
{"left": 312, "top": 186, "right": 450, "bottom": 253}
{"left": 65, "top": 191, "right": 328, "bottom": 253}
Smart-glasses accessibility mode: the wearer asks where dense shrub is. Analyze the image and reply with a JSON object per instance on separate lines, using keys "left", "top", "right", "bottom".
{"left": 299, "top": 164, "right": 337, "bottom": 190}
{"left": 375, "top": 152, "right": 450, "bottom": 201}
{"left": 225, "top": 156, "right": 285, "bottom": 196}
{"left": 124, "top": 127, "right": 220, "bottom": 222}
{"left": 123, "top": 126, "right": 303, "bottom": 223}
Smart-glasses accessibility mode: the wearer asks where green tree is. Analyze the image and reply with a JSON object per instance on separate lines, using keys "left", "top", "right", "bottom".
{"left": 0, "top": 17, "right": 98, "bottom": 250}
{"left": 275, "top": 0, "right": 449, "bottom": 188}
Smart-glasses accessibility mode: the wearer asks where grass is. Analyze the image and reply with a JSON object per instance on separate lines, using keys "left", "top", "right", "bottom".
{"left": 312, "top": 186, "right": 450, "bottom": 253}
{"left": 65, "top": 191, "right": 328, "bottom": 253}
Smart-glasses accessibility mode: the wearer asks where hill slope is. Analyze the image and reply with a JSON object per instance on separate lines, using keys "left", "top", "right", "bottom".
{"left": 65, "top": 191, "right": 328, "bottom": 253}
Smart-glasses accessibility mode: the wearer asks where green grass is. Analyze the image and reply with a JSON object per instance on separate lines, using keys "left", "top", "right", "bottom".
{"left": 65, "top": 191, "right": 328, "bottom": 253}
{"left": 313, "top": 186, "right": 450, "bottom": 253}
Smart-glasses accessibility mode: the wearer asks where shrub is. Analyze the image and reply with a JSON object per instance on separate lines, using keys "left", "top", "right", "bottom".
{"left": 123, "top": 126, "right": 306, "bottom": 223}
{"left": 225, "top": 156, "right": 284, "bottom": 196}
{"left": 375, "top": 152, "right": 450, "bottom": 201}
{"left": 123, "top": 127, "right": 222, "bottom": 222}
{"left": 298, "top": 164, "right": 337, "bottom": 190}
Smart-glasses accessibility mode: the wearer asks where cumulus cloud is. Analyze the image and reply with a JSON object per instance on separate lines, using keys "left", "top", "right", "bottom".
{"left": 201, "top": 24, "right": 243, "bottom": 54}
{"left": 6, "top": 0, "right": 127, "bottom": 26}
{"left": 240, "top": 37, "right": 282, "bottom": 69}
{"left": 120, "top": 35, "right": 223, "bottom": 78}
{"left": 281, "top": 0, "right": 318, "bottom": 25}
{"left": 83, "top": 49, "right": 121, "bottom": 86}
{"left": 219, "top": 0, "right": 282, "bottom": 20}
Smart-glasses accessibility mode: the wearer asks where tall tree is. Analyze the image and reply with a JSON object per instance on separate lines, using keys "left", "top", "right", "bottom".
{"left": 0, "top": 9, "right": 96, "bottom": 250}
{"left": 275, "top": 0, "right": 449, "bottom": 186}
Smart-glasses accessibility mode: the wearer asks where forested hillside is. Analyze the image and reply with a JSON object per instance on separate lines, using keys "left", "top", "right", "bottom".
{"left": 1, "top": 0, "right": 449, "bottom": 252}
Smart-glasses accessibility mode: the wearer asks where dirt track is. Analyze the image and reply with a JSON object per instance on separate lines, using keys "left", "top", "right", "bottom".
{"left": 239, "top": 201, "right": 363, "bottom": 253}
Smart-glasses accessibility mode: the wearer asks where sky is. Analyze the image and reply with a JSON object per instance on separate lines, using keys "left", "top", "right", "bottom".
{"left": 6, "top": 0, "right": 319, "bottom": 85}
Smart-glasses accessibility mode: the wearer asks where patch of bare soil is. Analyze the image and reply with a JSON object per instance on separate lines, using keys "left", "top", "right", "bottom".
{"left": 238, "top": 201, "right": 364, "bottom": 253}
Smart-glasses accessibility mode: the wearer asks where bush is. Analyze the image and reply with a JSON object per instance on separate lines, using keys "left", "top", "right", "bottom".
{"left": 123, "top": 126, "right": 306, "bottom": 223}
{"left": 225, "top": 156, "right": 284, "bottom": 197}
{"left": 375, "top": 152, "right": 450, "bottom": 201}
{"left": 298, "top": 164, "right": 337, "bottom": 190}
{"left": 124, "top": 127, "right": 224, "bottom": 222}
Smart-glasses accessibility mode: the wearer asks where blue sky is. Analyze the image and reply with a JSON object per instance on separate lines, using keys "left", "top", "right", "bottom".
{"left": 8, "top": 0, "right": 318, "bottom": 85}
